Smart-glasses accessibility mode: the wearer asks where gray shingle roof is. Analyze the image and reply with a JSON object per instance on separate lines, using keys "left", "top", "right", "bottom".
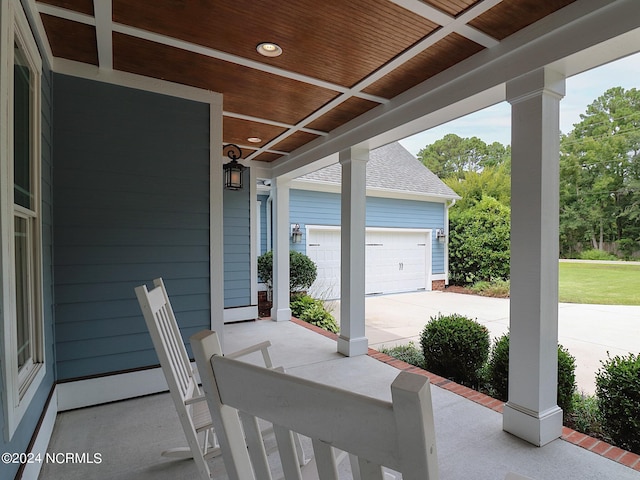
{"left": 297, "top": 142, "right": 459, "bottom": 198}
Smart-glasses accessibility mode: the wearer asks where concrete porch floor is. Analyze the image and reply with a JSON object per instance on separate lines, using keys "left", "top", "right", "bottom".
{"left": 39, "top": 320, "right": 640, "bottom": 480}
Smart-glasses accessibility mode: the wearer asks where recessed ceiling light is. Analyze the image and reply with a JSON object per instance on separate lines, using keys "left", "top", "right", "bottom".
{"left": 247, "top": 137, "right": 262, "bottom": 143}
{"left": 256, "top": 42, "right": 282, "bottom": 57}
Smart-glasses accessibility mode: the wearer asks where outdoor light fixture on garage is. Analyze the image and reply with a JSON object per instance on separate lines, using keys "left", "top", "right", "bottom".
{"left": 291, "top": 223, "right": 302, "bottom": 243}
{"left": 223, "top": 144, "right": 246, "bottom": 190}
{"left": 436, "top": 228, "right": 446, "bottom": 242}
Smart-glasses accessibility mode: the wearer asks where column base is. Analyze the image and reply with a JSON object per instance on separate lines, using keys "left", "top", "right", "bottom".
{"left": 337, "top": 336, "right": 368, "bottom": 357}
{"left": 270, "top": 307, "right": 291, "bottom": 322}
{"left": 503, "top": 402, "right": 563, "bottom": 446}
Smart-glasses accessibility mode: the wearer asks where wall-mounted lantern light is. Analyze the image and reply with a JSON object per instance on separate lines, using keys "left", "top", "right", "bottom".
{"left": 223, "top": 144, "right": 246, "bottom": 190}
{"left": 436, "top": 228, "right": 446, "bottom": 242}
{"left": 291, "top": 223, "right": 302, "bottom": 243}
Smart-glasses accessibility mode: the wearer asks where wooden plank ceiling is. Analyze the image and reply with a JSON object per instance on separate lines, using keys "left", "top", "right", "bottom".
{"left": 37, "top": 0, "right": 576, "bottom": 163}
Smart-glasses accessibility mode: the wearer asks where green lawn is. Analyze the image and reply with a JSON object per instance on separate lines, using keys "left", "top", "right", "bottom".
{"left": 559, "top": 261, "right": 640, "bottom": 305}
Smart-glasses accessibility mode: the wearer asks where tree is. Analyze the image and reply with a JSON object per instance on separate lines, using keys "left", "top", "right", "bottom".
{"left": 257, "top": 250, "right": 318, "bottom": 294}
{"left": 448, "top": 196, "right": 511, "bottom": 285}
{"left": 417, "top": 134, "right": 510, "bottom": 178}
{"left": 559, "top": 87, "right": 640, "bottom": 255}
{"left": 444, "top": 164, "right": 511, "bottom": 210}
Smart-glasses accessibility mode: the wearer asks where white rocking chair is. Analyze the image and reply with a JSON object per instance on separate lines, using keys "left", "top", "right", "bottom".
{"left": 135, "top": 278, "right": 274, "bottom": 480}
{"left": 191, "top": 329, "right": 440, "bottom": 480}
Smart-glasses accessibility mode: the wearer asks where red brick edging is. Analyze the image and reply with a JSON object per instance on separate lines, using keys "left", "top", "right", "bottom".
{"left": 288, "top": 317, "right": 640, "bottom": 472}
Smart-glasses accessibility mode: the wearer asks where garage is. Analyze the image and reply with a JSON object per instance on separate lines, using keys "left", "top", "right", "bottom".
{"left": 306, "top": 226, "right": 432, "bottom": 300}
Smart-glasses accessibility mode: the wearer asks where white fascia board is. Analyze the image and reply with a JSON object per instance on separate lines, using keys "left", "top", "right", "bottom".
{"left": 290, "top": 178, "right": 460, "bottom": 203}
{"left": 53, "top": 57, "right": 222, "bottom": 106}
{"left": 365, "top": 188, "right": 460, "bottom": 203}
{"left": 270, "top": 0, "right": 640, "bottom": 178}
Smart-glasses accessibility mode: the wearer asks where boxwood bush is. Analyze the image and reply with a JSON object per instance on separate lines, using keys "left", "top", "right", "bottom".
{"left": 485, "top": 333, "right": 509, "bottom": 400}
{"left": 595, "top": 353, "right": 640, "bottom": 454}
{"left": 420, "top": 313, "right": 489, "bottom": 387}
{"left": 485, "top": 332, "right": 577, "bottom": 415}
{"left": 257, "top": 250, "right": 317, "bottom": 293}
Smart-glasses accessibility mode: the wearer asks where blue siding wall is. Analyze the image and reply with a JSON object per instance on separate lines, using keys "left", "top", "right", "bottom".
{"left": 258, "top": 194, "right": 269, "bottom": 255}
{"left": 0, "top": 62, "right": 56, "bottom": 480}
{"left": 224, "top": 169, "right": 251, "bottom": 307}
{"left": 52, "top": 74, "right": 211, "bottom": 380}
{"left": 290, "top": 189, "right": 447, "bottom": 273}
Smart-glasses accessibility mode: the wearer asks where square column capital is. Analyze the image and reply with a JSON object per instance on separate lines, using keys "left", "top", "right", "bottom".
{"left": 507, "top": 68, "right": 566, "bottom": 104}
{"left": 339, "top": 145, "right": 370, "bottom": 165}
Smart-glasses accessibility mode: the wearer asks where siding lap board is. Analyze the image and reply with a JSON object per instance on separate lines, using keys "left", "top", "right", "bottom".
{"left": 52, "top": 74, "right": 211, "bottom": 380}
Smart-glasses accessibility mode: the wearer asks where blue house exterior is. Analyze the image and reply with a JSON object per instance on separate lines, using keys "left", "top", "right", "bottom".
{"left": 1, "top": 1, "right": 638, "bottom": 477}
{"left": 258, "top": 143, "right": 459, "bottom": 298}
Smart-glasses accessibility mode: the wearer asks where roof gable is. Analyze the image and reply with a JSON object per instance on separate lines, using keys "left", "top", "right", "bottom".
{"left": 296, "top": 142, "right": 459, "bottom": 199}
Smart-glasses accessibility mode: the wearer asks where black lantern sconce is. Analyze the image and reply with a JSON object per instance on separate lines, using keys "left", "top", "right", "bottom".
{"left": 436, "top": 228, "right": 446, "bottom": 243}
{"left": 223, "top": 144, "right": 246, "bottom": 190}
{"left": 291, "top": 223, "right": 303, "bottom": 243}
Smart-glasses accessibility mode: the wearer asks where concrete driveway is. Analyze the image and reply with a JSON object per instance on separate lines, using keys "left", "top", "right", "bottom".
{"left": 330, "top": 291, "right": 640, "bottom": 395}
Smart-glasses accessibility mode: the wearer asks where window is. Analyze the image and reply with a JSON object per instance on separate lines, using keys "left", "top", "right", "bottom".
{"left": 1, "top": 0, "right": 44, "bottom": 439}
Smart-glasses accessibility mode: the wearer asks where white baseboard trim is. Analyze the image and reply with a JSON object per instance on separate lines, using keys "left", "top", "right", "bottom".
{"left": 21, "top": 389, "right": 57, "bottom": 480}
{"left": 223, "top": 305, "right": 258, "bottom": 323}
{"left": 56, "top": 367, "right": 169, "bottom": 412}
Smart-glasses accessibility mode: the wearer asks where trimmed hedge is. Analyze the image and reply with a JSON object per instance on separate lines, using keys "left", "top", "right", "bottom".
{"left": 420, "top": 313, "right": 489, "bottom": 387}
{"left": 595, "top": 353, "right": 640, "bottom": 454}
{"left": 257, "top": 250, "right": 318, "bottom": 293}
{"left": 484, "top": 332, "right": 577, "bottom": 415}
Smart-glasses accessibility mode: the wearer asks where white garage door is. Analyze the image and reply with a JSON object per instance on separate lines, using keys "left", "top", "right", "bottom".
{"left": 306, "top": 227, "right": 431, "bottom": 300}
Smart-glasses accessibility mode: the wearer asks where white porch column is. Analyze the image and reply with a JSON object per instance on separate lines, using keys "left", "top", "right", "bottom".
{"left": 337, "top": 147, "right": 369, "bottom": 357}
{"left": 210, "top": 102, "right": 225, "bottom": 347}
{"left": 270, "top": 176, "right": 292, "bottom": 321}
{"left": 503, "top": 68, "right": 565, "bottom": 446}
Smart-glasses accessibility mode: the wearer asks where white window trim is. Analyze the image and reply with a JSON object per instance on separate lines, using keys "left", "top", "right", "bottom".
{"left": 1, "top": 0, "right": 45, "bottom": 440}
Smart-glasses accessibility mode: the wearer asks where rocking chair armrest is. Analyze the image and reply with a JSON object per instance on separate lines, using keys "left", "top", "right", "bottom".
{"left": 226, "top": 340, "right": 273, "bottom": 368}
{"left": 185, "top": 393, "right": 206, "bottom": 406}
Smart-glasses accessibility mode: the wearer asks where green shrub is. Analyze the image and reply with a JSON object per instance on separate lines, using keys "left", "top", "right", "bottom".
{"left": 420, "top": 313, "right": 490, "bottom": 387}
{"left": 470, "top": 279, "right": 510, "bottom": 297}
{"left": 578, "top": 249, "right": 618, "bottom": 261}
{"left": 257, "top": 250, "right": 318, "bottom": 293}
{"left": 379, "top": 342, "right": 425, "bottom": 369}
{"left": 486, "top": 333, "right": 509, "bottom": 400}
{"left": 299, "top": 304, "right": 339, "bottom": 333}
{"left": 449, "top": 196, "right": 511, "bottom": 285}
{"left": 558, "top": 345, "right": 577, "bottom": 415}
{"left": 569, "top": 393, "right": 605, "bottom": 440}
{"left": 290, "top": 293, "right": 322, "bottom": 318}
{"left": 289, "top": 250, "right": 318, "bottom": 292}
{"left": 617, "top": 239, "right": 639, "bottom": 261}
{"left": 595, "top": 353, "right": 640, "bottom": 454}
{"left": 485, "top": 333, "right": 577, "bottom": 415}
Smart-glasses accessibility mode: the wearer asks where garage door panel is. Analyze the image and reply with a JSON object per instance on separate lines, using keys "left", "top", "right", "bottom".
{"left": 308, "top": 228, "right": 430, "bottom": 299}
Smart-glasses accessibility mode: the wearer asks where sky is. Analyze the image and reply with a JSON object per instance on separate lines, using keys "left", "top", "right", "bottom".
{"left": 399, "top": 53, "right": 640, "bottom": 156}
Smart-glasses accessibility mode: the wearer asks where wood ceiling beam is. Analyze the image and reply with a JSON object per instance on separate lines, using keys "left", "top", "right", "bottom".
{"left": 93, "top": 0, "right": 113, "bottom": 69}
{"left": 389, "top": 0, "right": 500, "bottom": 48}
{"left": 271, "top": 0, "right": 640, "bottom": 177}
{"left": 110, "top": 24, "right": 389, "bottom": 105}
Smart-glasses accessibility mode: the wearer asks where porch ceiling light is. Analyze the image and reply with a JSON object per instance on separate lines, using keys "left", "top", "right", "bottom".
{"left": 256, "top": 42, "right": 282, "bottom": 57}
{"left": 223, "top": 144, "right": 246, "bottom": 191}
{"left": 247, "top": 137, "right": 262, "bottom": 143}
